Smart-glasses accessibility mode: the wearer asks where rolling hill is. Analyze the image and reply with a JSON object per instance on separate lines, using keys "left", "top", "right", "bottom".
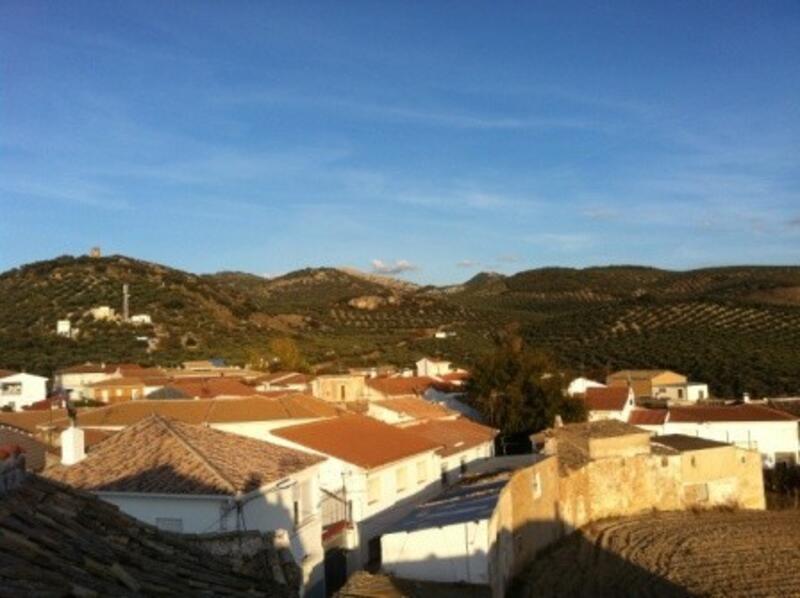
{"left": 1, "top": 254, "right": 799, "bottom": 397}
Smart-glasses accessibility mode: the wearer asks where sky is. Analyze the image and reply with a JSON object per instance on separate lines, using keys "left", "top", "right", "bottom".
{"left": 1, "top": 2, "right": 799, "bottom": 284}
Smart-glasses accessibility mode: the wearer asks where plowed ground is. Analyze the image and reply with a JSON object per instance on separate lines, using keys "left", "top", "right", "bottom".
{"left": 512, "top": 510, "right": 800, "bottom": 598}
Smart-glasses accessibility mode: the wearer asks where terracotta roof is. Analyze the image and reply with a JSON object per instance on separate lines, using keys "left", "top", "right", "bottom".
{"left": 439, "top": 371, "right": 470, "bottom": 382}
{"left": 628, "top": 409, "right": 668, "bottom": 426}
{"left": 0, "top": 475, "right": 296, "bottom": 596}
{"left": 0, "top": 409, "right": 69, "bottom": 433}
{"left": 169, "top": 377, "right": 257, "bottom": 398}
{"left": 272, "top": 415, "right": 440, "bottom": 469}
{"left": 366, "top": 376, "right": 437, "bottom": 397}
{"left": 404, "top": 418, "right": 497, "bottom": 457}
{"left": 667, "top": 404, "right": 799, "bottom": 423}
{"left": 372, "top": 397, "right": 456, "bottom": 420}
{"left": 608, "top": 369, "right": 680, "bottom": 381}
{"left": 88, "top": 376, "right": 145, "bottom": 388}
{"left": 45, "top": 415, "right": 323, "bottom": 495}
{"left": 45, "top": 395, "right": 338, "bottom": 430}
{"left": 584, "top": 386, "right": 631, "bottom": 411}
{"left": 0, "top": 368, "right": 18, "bottom": 378}
{"left": 56, "top": 363, "right": 117, "bottom": 375}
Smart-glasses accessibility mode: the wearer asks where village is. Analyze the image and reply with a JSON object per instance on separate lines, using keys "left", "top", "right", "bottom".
{"left": 2, "top": 354, "right": 799, "bottom": 597}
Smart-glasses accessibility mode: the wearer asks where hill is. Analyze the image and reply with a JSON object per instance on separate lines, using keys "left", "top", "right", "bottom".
{"left": 1, "top": 255, "right": 799, "bottom": 396}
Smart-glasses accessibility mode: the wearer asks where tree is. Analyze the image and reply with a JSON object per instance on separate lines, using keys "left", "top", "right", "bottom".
{"left": 267, "top": 337, "right": 307, "bottom": 371}
{"left": 467, "top": 337, "right": 586, "bottom": 434}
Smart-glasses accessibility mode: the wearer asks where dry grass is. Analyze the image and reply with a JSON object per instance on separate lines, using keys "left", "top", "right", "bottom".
{"left": 512, "top": 510, "right": 800, "bottom": 597}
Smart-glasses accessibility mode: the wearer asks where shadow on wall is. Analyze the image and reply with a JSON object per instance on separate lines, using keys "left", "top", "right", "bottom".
{"left": 68, "top": 465, "right": 324, "bottom": 598}
{"left": 506, "top": 521, "right": 694, "bottom": 598}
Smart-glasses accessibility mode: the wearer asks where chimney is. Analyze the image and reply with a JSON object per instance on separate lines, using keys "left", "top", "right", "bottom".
{"left": 61, "top": 426, "right": 85, "bottom": 465}
{"left": 743, "top": 392, "right": 751, "bottom": 404}
{"left": 554, "top": 414, "right": 564, "bottom": 428}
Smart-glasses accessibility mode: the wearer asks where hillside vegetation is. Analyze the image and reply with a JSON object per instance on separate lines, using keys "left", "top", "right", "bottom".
{"left": 1, "top": 254, "right": 799, "bottom": 396}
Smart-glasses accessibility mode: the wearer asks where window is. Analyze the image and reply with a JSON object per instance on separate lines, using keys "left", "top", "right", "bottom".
{"left": 698, "top": 390, "right": 705, "bottom": 400}
{"left": 0, "top": 383, "right": 21, "bottom": 396}
{"left": 416, "top": 460, "right": 427, "bottom": 484}
{"left": 293, "top": 501, "right": 299, "bottom": 526}
{"left": 440, "top": 463, "right": 448, "bottom": 486}
{"left": 459, "top": 458, "right": 467, "bottom": 475}
{"left": 340, "top": 385, "right": 347, "bottom": 401}
{"left": 396, "top": 466, "right": 407, "bottom": 493}
{"left": 677, "top": 388, "right": 684, "bottom": 400}
{"left": 531, "top": 472, "right": 542, "bottom": 499}
{"left": 690, "top": 456, "right": 697, "bottom": 467}
{"left": 155, "top": 517, "right": 183, "bottom": 533}
{"left": 367, "top": 476, "right": 381, "bottom": 505}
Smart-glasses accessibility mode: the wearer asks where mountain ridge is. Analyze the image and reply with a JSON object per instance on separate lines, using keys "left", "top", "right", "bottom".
{"left": 1, "top": 253, "right": 799, "bottom": 396}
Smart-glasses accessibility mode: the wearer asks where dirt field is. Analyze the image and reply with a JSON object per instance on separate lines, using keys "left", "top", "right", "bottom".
{"left": 512, "top": 510, "right": 800, "bottom": 597}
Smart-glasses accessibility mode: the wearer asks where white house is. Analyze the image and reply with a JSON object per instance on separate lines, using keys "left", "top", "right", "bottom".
{"left": 652, "top": 382, "right": 709, "bottom": 403}
{"left": 582, "top": 386, "right": 635, "bottom": 422}
{"left": 0, "top": 371, "right": 48, "bottom": 411}
{"left": 403, "top": 417, "right": 498, "bottom": 485}
{"left": 415, "top": 358, "right": 457, "bottom": 378}
{"left": 365, "top": 397, "right": 456, "bottom": 426}
{"left": 56, "top": 319, "right": 72, "bottom": 337}
{"left": 130, "top": 313, "right": 152, "bottom": 325}
{"left": 629, "top": 403, "right": 800, "bottom": 467}
{"left": 270, "top": 415, "right": 444, "bottom": 578}
{"left": 381, "top": 456, "right": 558, "bottom": 598}
{"left": 566, "top": 377, "right": 606, "bottom": 397}
{"left": 54, "top": 363, "right": 118, "bottom": 399}
{"left": 46, "top": 415, "right": 328, "bottom": 597}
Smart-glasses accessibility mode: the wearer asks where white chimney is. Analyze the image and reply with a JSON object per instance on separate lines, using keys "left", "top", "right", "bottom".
{"left": 61, "top": 426, "right": 85, "bottom": 465}
{"left": 743, "top": 392, "right": 751, "bottom": 404}
{"left": 554, "top": 414, "right": 564, "bottom": 428}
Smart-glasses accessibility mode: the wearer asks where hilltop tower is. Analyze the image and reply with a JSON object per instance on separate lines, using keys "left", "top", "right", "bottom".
{"left": 122, "top": 284, "right": 130, "bottom": 322}
{"left": 89, "top": 247, "right": 102, "bottom": 258}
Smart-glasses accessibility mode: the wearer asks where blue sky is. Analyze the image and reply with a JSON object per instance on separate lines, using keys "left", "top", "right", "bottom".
{"left": 1, "top": 2, "right": 798, "bottom": 283}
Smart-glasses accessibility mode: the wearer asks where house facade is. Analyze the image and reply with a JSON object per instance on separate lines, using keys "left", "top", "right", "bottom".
{"left": 582, "top": 386, "right": 635, "bottom": 422}
{"left": 415, "top": 358, "right": 456, "bottom": 378}
{"left": 45, "top": 415, "right": 327, "bottom": 597}
{"left": 629, "top": 403, "right": 800, "bottom": 467}
{"left": 270, "top": 415, "right": 444, "bottom": 582}
{"left": 606, "top": 369, "right": 687, "bottom": 399}
{"left": 311, "top": 374, "right": 367, "bottom": 403}
{"left": 652, "top": 381, "right": 709, "bottom": 403}
{"left": 0, "top": 371, "right": 48, "bottom": 411}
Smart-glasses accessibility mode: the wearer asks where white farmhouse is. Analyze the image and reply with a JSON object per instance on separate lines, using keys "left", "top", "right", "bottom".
{"left": 130, "top": 313, "right": 152, "bottom": 325}
{"left": 46, "top": 415, "right": 327, "bottom": 597}
{"left": 0, "top": 370, "right": 48, "bottom": 411}
{"left": 629, "top": 403, "right": 800, "bottom": 467}
{"left": 56, "top": 319, "right": 72, "bottom": 337}
{"left": 270, "top": 415, "right": 444, "bottom": 578}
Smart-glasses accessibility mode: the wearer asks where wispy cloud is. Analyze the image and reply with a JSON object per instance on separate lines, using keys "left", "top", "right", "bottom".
{"left": 456, "top": 260, "right": 480, "bottom": 268}
{"left": 371, "top": 259, "right": 418, "bottom": 275}
{"left": 217, "top": 90, "right": 610, "bottom": 132}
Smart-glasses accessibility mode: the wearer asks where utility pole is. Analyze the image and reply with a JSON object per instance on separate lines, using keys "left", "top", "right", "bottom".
{"left": 122, "top": 284, "right": 130, "bottom": 322}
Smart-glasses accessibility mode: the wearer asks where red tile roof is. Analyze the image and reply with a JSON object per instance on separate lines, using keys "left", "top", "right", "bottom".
{"left": 366, "top": 376, "right": 437, "bottom": 397}
{"left": 667, "top": 404, "right": 799, "bottom": 423}
{"left": 272, "top": 415, "right": 440, "bottom": 469}
{"left": 584, "top": 386, "right": 631, "bottom": 412}
{"left": 170, "top": 377, "right": 258, "bottom": 399}
{"left": 404, "top": 418, "right": 497, "bottom": 457}
{"left": 45, "top": 395, "right": 339, "bottom": 430}
{"left": 56, "top": 363, "right": 117, "bottom": 375}
{"left": 372, "top": 397, "right": 455, "bottom": 420}
{"left": 628, "top": 409, "right": 668, "bottom": 426}
{"left": 88, "top": 376, "right": 146, "bottom": 388}
{"left": 0, "top": 409, "right": 69, "bottom": 433}
{"left": 45, "top": 415, "right": 323, "bottom": 495}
